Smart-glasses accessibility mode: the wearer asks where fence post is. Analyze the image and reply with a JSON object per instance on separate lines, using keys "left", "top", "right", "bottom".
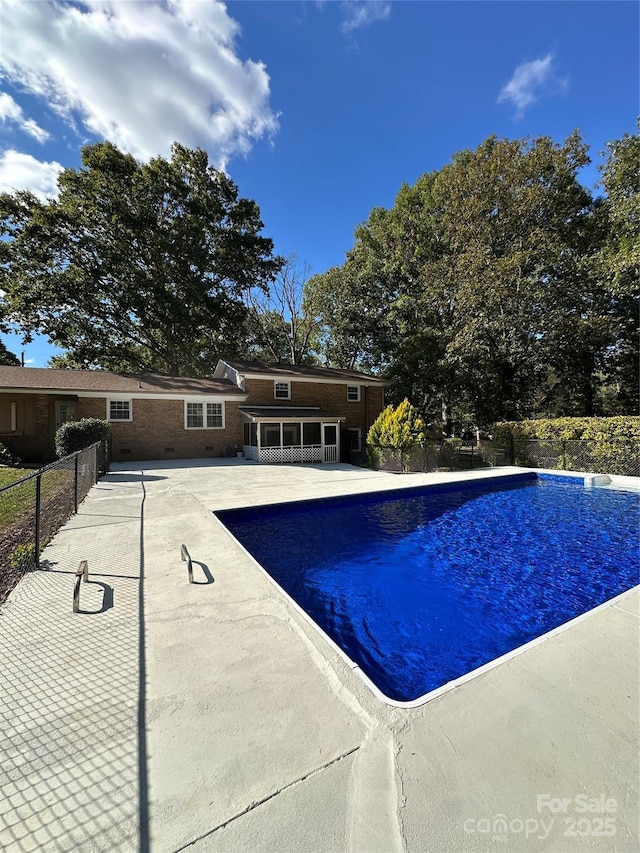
{"left": 34, "top": 473, "right": 41, "bottom": 565}
{"left": 74, "top": 453, "right": 79, "bottom": 513}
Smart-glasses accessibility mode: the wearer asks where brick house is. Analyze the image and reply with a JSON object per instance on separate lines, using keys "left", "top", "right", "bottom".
{"left": 0, "top": 360, "right": 385, "bottom": 464}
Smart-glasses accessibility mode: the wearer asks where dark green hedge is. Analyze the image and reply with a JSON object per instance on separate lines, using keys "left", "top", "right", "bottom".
{"left": 492, "top": 417, "right": 640, "bottom": 475}
{"left": 55, "top": 418, "right": 111, "bottom": 458}
{"left": 493, "top": 416, "right": 640, "bottom": 444}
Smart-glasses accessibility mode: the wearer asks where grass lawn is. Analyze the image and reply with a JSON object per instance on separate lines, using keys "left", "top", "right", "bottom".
{"left": 0, "top": 467, "right": 72, "bottom": 529}
{"left": 0, "top": 468, "right": 32, "bottom": 488}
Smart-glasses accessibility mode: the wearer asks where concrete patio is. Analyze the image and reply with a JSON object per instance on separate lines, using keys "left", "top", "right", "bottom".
{"left": 0, "top": 460, "right": 638, "bottom": 853}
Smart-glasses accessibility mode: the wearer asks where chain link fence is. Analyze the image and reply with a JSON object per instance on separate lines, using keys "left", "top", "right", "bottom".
{"left": 504, "top": 437, "right": 640, "bottom": 477}
{"left": 0, "top": 441, "right": 109, "bottom": 605}
{"left": 367, "top": 440, "right": 492, "bottom": 473}
{"left": 367, "top": 437, "right": 638, "bottom": 477}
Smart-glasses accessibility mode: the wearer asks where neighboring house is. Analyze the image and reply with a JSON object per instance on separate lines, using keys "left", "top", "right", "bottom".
{"left": 0, "top": 360, "right": 385, "bottom": 464}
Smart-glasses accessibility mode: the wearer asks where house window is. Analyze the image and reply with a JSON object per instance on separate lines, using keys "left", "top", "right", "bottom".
{"left": 347, "top": 385, "right": 360, "bottom": 402}
{"left": 274, "top": 381, "right": 290, "bottom": 400}
{"left": 108, "top": 399, "right": 132, "bottom": 421}
{"left": 185, "top": 401, "right": 224, "bottom": 429}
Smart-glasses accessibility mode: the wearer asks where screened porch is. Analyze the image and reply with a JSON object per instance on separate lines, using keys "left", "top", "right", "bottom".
{"left": 240, "top": 407, "right": 344, "bottom": 464}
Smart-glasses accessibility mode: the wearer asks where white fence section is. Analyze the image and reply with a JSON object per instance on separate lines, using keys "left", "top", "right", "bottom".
{"left": 258, "top": 445, "right": 324, "bottom": 464}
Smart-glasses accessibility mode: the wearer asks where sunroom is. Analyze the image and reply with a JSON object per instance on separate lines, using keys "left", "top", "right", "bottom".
{"left": 240, "top": 407, "right": 345, "bottom": 464}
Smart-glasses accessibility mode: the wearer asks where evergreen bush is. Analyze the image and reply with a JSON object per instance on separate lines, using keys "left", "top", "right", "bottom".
{"left": 367, "top": 400, "right": 425, "bottom": 472}
{"left": 55, "top": 418, "right": 111, "bottom": 459}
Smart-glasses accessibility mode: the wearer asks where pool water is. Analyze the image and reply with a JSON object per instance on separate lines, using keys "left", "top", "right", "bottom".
{"left": 216, "top": 474, "right": 639, "bottom": 703}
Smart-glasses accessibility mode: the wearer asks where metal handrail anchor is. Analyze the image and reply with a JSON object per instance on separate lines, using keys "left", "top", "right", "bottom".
{"left": 73, "top": 560, "right": 89, "bottom": 613}
{"left": 180, "top": 544, "right": 194, "bottom": 583}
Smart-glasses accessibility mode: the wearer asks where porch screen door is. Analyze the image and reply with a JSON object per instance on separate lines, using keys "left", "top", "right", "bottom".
{"left": 323, "top": 424, "right": 338, "bottom": 462}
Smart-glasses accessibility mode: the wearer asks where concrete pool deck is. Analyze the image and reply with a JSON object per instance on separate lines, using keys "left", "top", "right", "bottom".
{"left": 0, "top": 460, "right": 638, "bottom": 852}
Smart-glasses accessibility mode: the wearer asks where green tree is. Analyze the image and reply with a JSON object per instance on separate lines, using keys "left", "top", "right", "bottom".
{"left": 430, "top": 132, "right": 596, "bottom": 424}
{"left": 308, "top": 131, "right": 638, "bottom": 427}
{"left": 304, "top": 252, "right": 393, "bottom": 372}
{"left": 367, "top": 399, "right": 425, "bottom": 447}
{"left": 590, "top": 127, "right": 640, "bottom": 414}
{"left": 598, "top": 127, "right": 640, "bottom": 295}
{"left": 0, "top": 141, "right": 282, "bottom": 375}
{"left": 0, "top": 340, "right": 19, "bottom": 365}
{"left": 367, "top": 398, "right": 425, "bottom": 472}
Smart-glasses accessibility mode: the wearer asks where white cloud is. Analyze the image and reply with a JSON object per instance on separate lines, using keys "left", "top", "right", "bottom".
{"left": 0, "top": 150, "right": 63, "bottom": 200}
{"left": 0, "top": 92, "right": 50, "bottom": 142}
{"left": 341, "top": 0, "right": 391, "bottom": 33}
{"left": 21, "top": 118, "right": 51, "bottom": 144}
{"left": 0, "top": 93, "right": 22, "bottom": 123}
{"left": 0, "top": 0, "right": 278, "bottom": 167}
{"left": 498, "top": 54, "right": 566, "bottom": 117}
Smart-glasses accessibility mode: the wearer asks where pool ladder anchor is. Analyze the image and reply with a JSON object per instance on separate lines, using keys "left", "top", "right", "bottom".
{"left": 180, "top": 544, "right": 194, "bottom": 583}
{"left": 72, "top": 560, "right": 89, "bottom": 612}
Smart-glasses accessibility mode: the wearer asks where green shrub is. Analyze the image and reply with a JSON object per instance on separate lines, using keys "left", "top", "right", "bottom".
{"left": 493, "top": 416, "right": 640, "bottom": 444}
{"left": 492, "top": 417, "right": 640, "bottom": 475}
{"left": 55, "top": 418, "right": 111, "bottom": 458}
{"left": 368, "top": 399, "right": 425, "bottom": 448}
{"left": 367, "top": 399, "right": 425, "bottom": 472}
{"left": 0, "top": 442, "right": 12, "bottom": 465}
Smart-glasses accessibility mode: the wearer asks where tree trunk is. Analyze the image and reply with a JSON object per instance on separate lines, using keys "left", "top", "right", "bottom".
{"left": 441, "top": 399, "right": 452, "bottom": 437}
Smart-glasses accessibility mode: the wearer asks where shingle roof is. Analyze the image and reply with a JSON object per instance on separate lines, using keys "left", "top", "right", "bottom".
{"left": 222, "top": 359, "right": 386, "bottom": 383}
{"left": 0, "top": 366, "right": 242, "bottom": 396}
{"left": 239, "top": 406, "right": 345, "bottom": 421}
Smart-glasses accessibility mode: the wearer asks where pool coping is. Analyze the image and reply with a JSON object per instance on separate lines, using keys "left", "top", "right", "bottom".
{"left": 4, "top": 459, "right": 637, "bottom": 852}
{"left": 212, "top": 467, "right": 640, "bottom": 709}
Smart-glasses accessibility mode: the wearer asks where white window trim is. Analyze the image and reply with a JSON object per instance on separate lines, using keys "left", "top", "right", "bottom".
{"left": 347, "top": 385, "right": 360, "bottom": 402}
{"left": 274, "top": 381, "right": 291, "bottom": 400}
{"left": 10, "top": 402, "right": 17, "bottom": 432}
{"left": 107, "top": 398, "right": 133, "bottom": 422}
{"left": 347, "top": 427, "right": 362, "bottom": 452}
{"left": 184, "top": 399, "right": 225, "bottom": 430}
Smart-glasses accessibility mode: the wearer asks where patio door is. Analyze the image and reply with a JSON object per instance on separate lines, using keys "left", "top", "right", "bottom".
{"left": 323, "top": 424, "right": 338, "bottom": 463}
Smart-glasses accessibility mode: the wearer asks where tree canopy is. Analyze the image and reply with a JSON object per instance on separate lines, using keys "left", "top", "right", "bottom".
{"left": 305, "top": 129, "right": 639, "bottom": 428}
{"left": 0, "top": 141, "right": 283, "bottom": 375}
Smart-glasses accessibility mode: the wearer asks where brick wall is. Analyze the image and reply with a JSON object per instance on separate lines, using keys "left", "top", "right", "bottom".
{"left": 69, "top": 379, "right": 386, "bottom": 463}
{"left": 0, "top": 393, "right": 66, "bottom": 461}
{"left": 244, "top": 379, "right": 384, "bottom": 436}
{"left": 79, "top": 397, "right": 243, "bottom": 462}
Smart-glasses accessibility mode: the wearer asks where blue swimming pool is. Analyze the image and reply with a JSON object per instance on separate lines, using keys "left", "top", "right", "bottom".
{"left": 215, "top": 473, "right": 639, "bottom": 703}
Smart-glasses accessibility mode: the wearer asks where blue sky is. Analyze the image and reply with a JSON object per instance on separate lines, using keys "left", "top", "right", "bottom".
{"left": 0, "top": 0, "right": 637, "bottom": 368}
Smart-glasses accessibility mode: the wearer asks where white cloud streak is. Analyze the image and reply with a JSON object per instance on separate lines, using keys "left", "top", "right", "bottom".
{"left": 498, "top": 54, "right": 566, "bottom": 117}
{"left": 0, "top": 0, "right": 278, "bottom": 167}
{"left": 341, "top": 0, "right": 391, "bottom": 33}
{"left": 0, "top": 150, "right": 63, "bottom": 200}
{"left": 0, "top": 92, "right": 50, "bottom": 142}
